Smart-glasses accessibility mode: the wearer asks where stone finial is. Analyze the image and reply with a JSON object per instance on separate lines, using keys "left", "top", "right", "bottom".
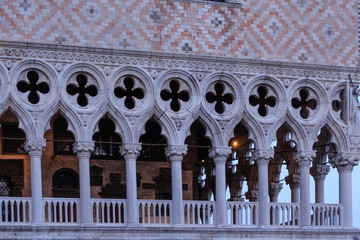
{"left": 269, "top": 182, "right": 283, "bottom": 198}
{"left": 245, "top": 190, "right": 258, "bottom": 202}
{"left": 251, "top": 149, "right": 274, "bottom": 165}
{"left": 310, "top": 164, "right": 330, "bottom": 180}
{"left": 285, "top": 174, "right": 300, "bottom": 189}
{"left": 24, "top": 139, "right": 46, "bottom": 155}
{"left": 165, "top": 145, "right": 188, "bottom": 161}
{"left": 294, "top": 150, "right": 316, "bottom": 167}
{"left": 209, "top": 146, "right": 232, "bottom": 163}
{"left": 120, "top": 143, "right": 142, "bottom": 159}
{"left": 329, "top": 152, "right": 359, "bottom": 171}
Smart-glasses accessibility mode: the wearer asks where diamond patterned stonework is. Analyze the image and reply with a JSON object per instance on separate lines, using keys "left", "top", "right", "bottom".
{"left": 0, "top": 0, "right": 356, "bottom": 66}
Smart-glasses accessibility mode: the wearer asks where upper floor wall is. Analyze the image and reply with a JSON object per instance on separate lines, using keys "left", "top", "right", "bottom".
{"left": 0, "top": 0, "right": 358, "bottom": 67}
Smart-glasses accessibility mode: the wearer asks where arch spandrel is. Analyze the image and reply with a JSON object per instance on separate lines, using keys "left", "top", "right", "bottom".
{"left": 0, "top": 63, "right": 10, "bottom": 109}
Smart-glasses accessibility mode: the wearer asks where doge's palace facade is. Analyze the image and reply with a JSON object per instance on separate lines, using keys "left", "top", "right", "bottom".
{"left": 0, "top": 0, "right": 360, "bottom": 239}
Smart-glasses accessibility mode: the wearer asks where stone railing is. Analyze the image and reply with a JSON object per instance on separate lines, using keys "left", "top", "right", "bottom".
{"left": 92, "top": 199, "right": 126, "bottom": 224}
{"left": 310, "top": 203, "right": 343, "bottom": 227}
{"left": 269, "top": 202, "right": 300, "bottom": 226}
{"left": 0, "top": 197, "right": 31, "bottom": 224}
{"left": 184, "top": 200, "right": 215, "bottom": 225}
{"left": 228, "top": 201, "right": 258, "bottom": 226}
{"left": 44, "top": 198, "right": 79, "bottom": 224}
{"left": 138, "top": 199, "right": 171, "bottom": 225}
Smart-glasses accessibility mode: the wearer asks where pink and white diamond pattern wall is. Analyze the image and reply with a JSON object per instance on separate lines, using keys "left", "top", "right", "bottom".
{"left": 0, "top": 0, "right": 357, "bottom": 67}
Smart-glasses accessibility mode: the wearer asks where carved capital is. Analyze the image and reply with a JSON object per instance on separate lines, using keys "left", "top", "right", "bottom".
{"left": 294, "top": 151, "right": 316, "bottom": 167}
{"left": 310, "top": 164, "right": 330, "bottom": 180}
{"left": 165, "top": 145, "right": 188, "bottom": 162}
{"left": 251, "top": 149, "right": 274, "bottom": 165}
{"left": 24, "top": 139, "right": 46, "bottom": 156}
{"left": 209, "top": 146, "right": 232, "bottom": 164}
{"left": 245, "top": 190, "right": 258, "bottom": 202}
{"left": 73, "top": 141, "right": 94, "bottom": 158}
{"left": 120, "top": 143, "right": 142, "bottom": 159}
{"left": 329, "top": 152, "right": 359, "bottom": 171}
{"left": 269, "top": 182, "right": 283, "bottom": 198}
{"left": 285, "top": 174, "right": 300, "bottom": 189}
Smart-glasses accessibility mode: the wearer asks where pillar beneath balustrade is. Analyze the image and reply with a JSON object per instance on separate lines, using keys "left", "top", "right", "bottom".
{"left": 252, "top": 149, "right": 274, "bottom": 226}
{"left": 285, "top": 174, "right": 300, "bottom": 203}
{"left": 295, "top": 151, "right": 315, "bottom": 226}
{"left": 209, "top": 146, "right": 231, "bottom": 226}
{"left": 25, "top": 139, "right": 46, "bottom": 226}
{"left": 120, "top": 143, "right": 141, "bottom": 226}
{"left": 329, "top": 152, "right": 359, "bottom": 228}
{"left": 165, "top": 145, "right": 187, "bottom": 225}
{"left": 73, "top": 141, "right": 94, "bottom": 225}
{"left": 310, "top": 164, "right": 330, "bottom": 203}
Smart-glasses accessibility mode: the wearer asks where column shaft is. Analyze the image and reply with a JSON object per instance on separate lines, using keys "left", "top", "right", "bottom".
{"left": 257, "top": 162, "right": 269, "bottom": 225}
{"left": 338, "top": 166, "right": 352, "bottom": 227}
{"left": 299, "top": 164, "right": 310, "bottom": 226}
{"left": 171, "top": 159, "right": 183, "bottom": 224}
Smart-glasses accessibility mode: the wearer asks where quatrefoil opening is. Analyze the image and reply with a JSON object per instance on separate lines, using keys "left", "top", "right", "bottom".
{"left": 160, "top": 80, "right": 189, "bottom": 112}
{"left": 17, "top": 70, "right": 50, "bottom": 104}
{"left": 249, "top": 86, "right": 276, "bottom": 117}
{"left": 114, "top": 77, "right": 144, "bottom": 109}
{"left": 206, "top": 82, "right": 233, "bottom": 114}
{"left": 66, "top": 74, "right": 98, "bottom": 107}
{"left": 291, "top": 88, "right": 317, "bottom": 119}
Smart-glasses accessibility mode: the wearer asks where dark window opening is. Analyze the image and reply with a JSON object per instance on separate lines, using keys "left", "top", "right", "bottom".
{"left": 114, "top": 77, "right": 144, "bottom": 109}
{"left": 160, "top": 80, "right": 189, "bottom": 112}
{"left": 1, "top": 123, "right": 26, "bottom": 154}
{"left": 66, "top": 74, "right": 98, "bottom": 107}
{"left": 90, "top": 166, "right": 103, "bottom": 186}
{"left": 92, "top": 118, "right": 122, "bottom": 159}
{"left": 53, "top": 116, "right": 75, "bottom": 156}
{"left": 139, "top": 120, "right": 167, "bottom": 162}
{"left": 17, "top": 70, "right": 50, "bottom": 104}
{"left": 52, "top": 168, "right": 79, "bottom": 198}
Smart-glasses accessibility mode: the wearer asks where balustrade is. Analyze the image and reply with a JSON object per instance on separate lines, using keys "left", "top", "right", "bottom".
{"left": 183, "top": 200, "right": 215, "bottom": 225}
{"left": 138, "top": 200, "right": 171, "bottom": 224}
{"left": 269, "top": 203, "right": 299, "bottom": 226}
{"left": 92, "top": 199, "right": 126, "bottom": 224}
{"left": 228, "top": 201, "right": 258, "bottom": 226}
{"left": 310, "top": 204, "right": 343, "bottom": 227}
{"left": 44, "top": 198, "right": 79, "bottom": 224}
{"left": 0, "top": 197, "right": 31, "bottom": 224}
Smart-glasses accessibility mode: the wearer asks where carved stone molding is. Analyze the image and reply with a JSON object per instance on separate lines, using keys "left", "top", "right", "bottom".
{"left": 329, "top": 152, "right": 360, "bottom": 170}
{"left": 120, "top": 143, "right": 142, "bottom": 159}
{"left": 73, "top": 141, "right": 95, "bottom": 158}
{"left": 285, "top": 174, "right": 300, "bottom": 189}
{"left": 294, "top": 151, "right": 316, "bottom": 167}
{"left": 208, "top": 146, "right": 232, "bottom": 163}
{"left": 245, "top": 190, "right": 258, "bottom": 202}
{"left": 0, "top": 43, "right": 357, "bottom": 82}
{"left": 24, "top": 139, "right": 46, "bottom": 155}
{"left": 165, "top": 145, "right": 188, "bottom": 162}
{"left": 310, "top": 164, "right": 330, "bottom": 181}
{"left": 269, "top": 182, "right": 283, "bottom": 199}
{"left": 251, "top": 149, "right": 274, "bottom": 165}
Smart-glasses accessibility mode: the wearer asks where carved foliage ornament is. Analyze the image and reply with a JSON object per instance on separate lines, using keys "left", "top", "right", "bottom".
{"left": 165, "top": 145, "right": 188, "bottom": 160}
{"left": 24, "top": 139, "right": 46, "bottom": 153}
{"left": 251, "top": 149, "right": 274, "bottom": 164}
{"left": 329, "top": 152, "right": 360, "bottom": 168}
{"left": 208, "top": 146, "right": 232, "bottom": 162}
{"left": 120, "top": 143, "right": 142, "bottom": 158}
{"left": 73, "top": 141, "right": 95, "bottom": 153}
{"left": 295, "top": 151, "right": 316, "bottom": 166}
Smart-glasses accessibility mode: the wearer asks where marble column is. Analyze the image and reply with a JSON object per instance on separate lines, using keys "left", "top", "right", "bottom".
{"left": 329, "top": 152, "right": 359, "bottom": 228}
{"left": 209, "top": 146, "right": 232, "bottom": 226}
{"left": 120, "top": 143, "right": 141, "bottom": 226}
{"left": 310, "top": 164, "right": 330, "bottom": 203}
{"left": 165, "top": 145, "right": 188, "bottom": 225}
{"left": 252, "top": 149, "right": 274, "bottom": 226}
{"left": 285, "top": 174, "right": 300, "bottom": 203}
{"left": 73, "top": 141, "right": 94, "bottom": 225}
{"left": 295, "top": 151, "right": 315, "bottom": 226}
{"left": 25, "top": 139, "right": 46, "bottom": 225}
{"left": 269, "top": 182, "right": 283, "bottom": 202}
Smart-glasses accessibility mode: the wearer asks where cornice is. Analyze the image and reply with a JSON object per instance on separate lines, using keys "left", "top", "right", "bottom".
{"left": 0, "top": 41, "right": 359, "bottom": 82}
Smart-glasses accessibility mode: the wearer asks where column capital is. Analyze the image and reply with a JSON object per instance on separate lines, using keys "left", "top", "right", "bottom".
{"left": 310, "top": 164, "right": 330, "bottom": 180}
{"left": 269, "top": 182, "right": 283, "bottom": 198}
{"left": 245, "top": 190, "right": 258, "bottom": 202}
{"left": 24, "top": 139, "right": 46, "bottom": 156}
{"left": 285, "top": 173, "right": 300, "bottom": 189}
{"left": 209, "top": 146, "right": 231, "bottom": 164}
{"left": 252, "top": 149, "right": 274, "bottom": 165}
{"left": 165, "top": 145, "right": 187, "bottom": 162}
{"left": 294, "top": 151, "right": 316, "bottom": 167}
{"left": 73, "top": 141, "right": 94, "bottom": 157}
{"left": 120, "top": 143, "right": 141, "bottom": 159}
{"left": 329, "top": 152, "right": 359, "bottom": 171}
